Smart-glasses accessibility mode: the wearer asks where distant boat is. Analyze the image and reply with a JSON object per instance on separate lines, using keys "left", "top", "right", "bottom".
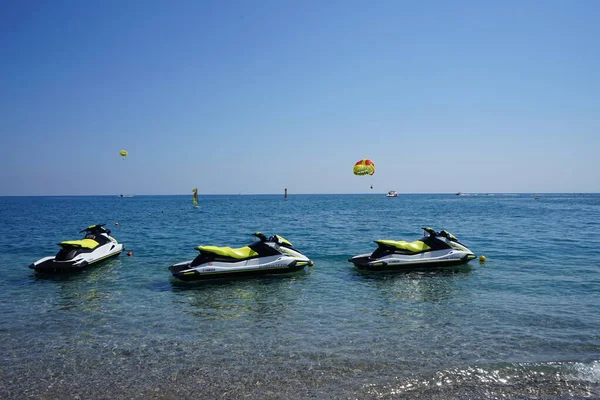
{"left": 386, "top": 191, "right": 398, "bottom": 197}
{"left": 456, "top": 192, "right": 463, "bottom": 196}
{"left": 120, "top": 194, "right": 135, "bottom": 198}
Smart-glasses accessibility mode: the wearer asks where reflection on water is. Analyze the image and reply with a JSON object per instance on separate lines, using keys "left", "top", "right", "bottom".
{"left": 30, "top": 257, "right": 123, "bottom": 313}
{"left": 171, "top": 271, "right": 311, "bottom": 320}
{"left": 353, "top": 265, "right": 474, "bottom": 304}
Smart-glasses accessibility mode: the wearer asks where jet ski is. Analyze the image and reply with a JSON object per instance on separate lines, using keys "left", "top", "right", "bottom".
{"left": 29, "top": 224, "right": 124, "bottom": 273}
{"left": 349, "top": 227, "right": 476, "bottom": 271}
{"left": 169, "top": 232, "right": 314, "bottom": 281}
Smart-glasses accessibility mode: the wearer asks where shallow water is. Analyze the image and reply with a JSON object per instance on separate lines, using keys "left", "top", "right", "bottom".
{"left": 1, "top": 194, "right": 599, "bottom": 398}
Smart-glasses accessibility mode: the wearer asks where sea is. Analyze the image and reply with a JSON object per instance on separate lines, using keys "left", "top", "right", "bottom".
{"left": 0, "top": 193, "right": 599, "bottom": 399}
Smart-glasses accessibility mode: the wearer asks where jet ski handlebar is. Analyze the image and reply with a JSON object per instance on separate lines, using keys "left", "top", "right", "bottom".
{"left": 439, "top": 230, "right": 458, "bottom": 241}
{"left": 253, "top": 232, "right": 268, "bottom": 242}
{"left": 422, "top": 227, "right": 459, "bottom": 241}
{"left": 80, "top": 224, "right": 108, "bottom": 234}
{"left": 252, "top": 232, "right": 292, "bottom": 246}
{"left": 422, "top": 227, "right": 437, "bottom": 237}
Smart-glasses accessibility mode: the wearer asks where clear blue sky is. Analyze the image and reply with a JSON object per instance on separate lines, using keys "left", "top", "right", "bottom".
{"left": 1, "top": 0, "right": 598, "bottom": 195}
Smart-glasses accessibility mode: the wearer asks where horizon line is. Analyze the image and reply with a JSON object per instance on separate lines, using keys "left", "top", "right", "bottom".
{"left": 0, "top": 192, "right": 597, "bottom": 197}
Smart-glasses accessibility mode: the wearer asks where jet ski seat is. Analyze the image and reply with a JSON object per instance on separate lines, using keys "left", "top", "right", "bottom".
{"left": 197, "top": 245, "right": 259, "bottom": 259}
{"left": 59, "top": 239, "right": 100, "bottom": 250}
{"left": 375, "top": 240, "right": 431, "bottom": 253}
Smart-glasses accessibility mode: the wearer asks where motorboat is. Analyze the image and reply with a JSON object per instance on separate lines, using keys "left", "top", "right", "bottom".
{"left": 348, "top": 227, "right": 476, "bottom": 271}
{"left": 386, "top": 191, "right": 398, "bottom": 197}
{"left": 29, "top": 224, "right": 124, "bottom": 273}
{"left": 169, "top": 232, "right": 314, "bottom": 281}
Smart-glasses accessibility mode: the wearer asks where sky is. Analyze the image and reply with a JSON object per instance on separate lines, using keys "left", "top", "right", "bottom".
{"left": 1, "top": 0, "right": 599, "bottom": 195}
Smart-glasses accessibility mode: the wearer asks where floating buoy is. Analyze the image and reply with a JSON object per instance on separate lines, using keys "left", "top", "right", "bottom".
{"left": 127, "top": 251, "right": 133, "bottom": 257}
{"left": 114, "top": 222, "right": 119, "bottom": 226}
{"left": 479, "top": 255, "right": 486, "bottom": 263}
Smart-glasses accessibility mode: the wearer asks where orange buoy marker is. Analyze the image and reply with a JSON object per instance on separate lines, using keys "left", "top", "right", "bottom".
{"left": 127, "top": 251, "right": 133, "bottom": 257}
{"left": 479, "top": 255, "right": 486, "bottom": 263}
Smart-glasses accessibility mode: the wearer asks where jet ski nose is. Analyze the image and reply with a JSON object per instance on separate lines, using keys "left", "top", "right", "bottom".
{"left": 308, "top": 261, "right": 314, "bottom": 267}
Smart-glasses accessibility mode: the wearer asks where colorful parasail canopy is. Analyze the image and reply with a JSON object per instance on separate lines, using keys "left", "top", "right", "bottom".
{"left": 119, "top": 150, "right": 128, "bottom": 157}
{"left": 353, "top": 159, "right": 375, "bottom": 176}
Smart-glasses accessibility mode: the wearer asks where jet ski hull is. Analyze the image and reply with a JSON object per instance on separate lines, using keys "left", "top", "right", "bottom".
{"left": 169, "top": 257, "right": 312, "bottom": 281}
{"left": 29, "top": 245, "right": 124, "bottom": 273}
{"left": 349, "top": 252, "right": 475, "bottom": 271}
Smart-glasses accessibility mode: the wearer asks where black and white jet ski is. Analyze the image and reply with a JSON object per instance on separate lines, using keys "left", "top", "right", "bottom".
{"left": 349, "top": 227, "right": 476, "bottom": 271}
{"left": 29, "top": 224, "right": 124, "bottom": 273}
{"left": 169, "top": 232, "right": 314, "bottom": 281}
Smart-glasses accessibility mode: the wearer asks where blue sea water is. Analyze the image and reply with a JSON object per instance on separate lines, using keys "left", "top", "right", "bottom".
{"left": 0, "top": 193, "right": 599, "bottom": 399}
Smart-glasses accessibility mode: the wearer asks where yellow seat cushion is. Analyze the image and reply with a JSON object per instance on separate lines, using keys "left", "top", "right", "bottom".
{"left": 375, "top": 240, "right": 431, "bottom": 253}
{"left": 59, "top": 239, "right": 99, "bottom": 249}
{"left": 197, "top": 245, "right": 259, "bottom": 259}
